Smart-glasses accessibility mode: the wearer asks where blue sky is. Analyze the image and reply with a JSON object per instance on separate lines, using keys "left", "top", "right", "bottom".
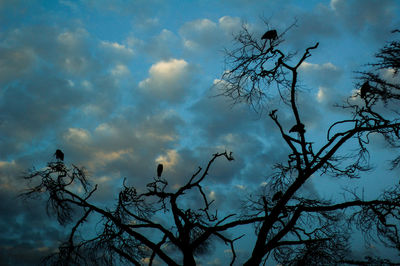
{"left": 0, "top": 0, "right": 399, "bottom": 264}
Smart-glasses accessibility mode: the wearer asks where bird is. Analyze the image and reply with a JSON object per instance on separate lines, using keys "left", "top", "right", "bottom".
{"left": 289, "top": 123, "right": 306, "bottom": 134}
{"left": 261, "top": 29, "right": 278, "bottom": 41}
{"left": 157, "top": 164, "right": 163, "bottom": 178}
{"left": 54, "top": 149, "right": 64, "bottom": 161}
{"left": 360, "top": 81, "right": 370, "bottom": 99}
{"left": 272, "top": 191, "right": 283, "bottom": 202}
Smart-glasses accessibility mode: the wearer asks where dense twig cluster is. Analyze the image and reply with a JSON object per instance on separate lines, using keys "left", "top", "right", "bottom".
{"left": 22, "top": 152, "right": 264, "bottom": 265}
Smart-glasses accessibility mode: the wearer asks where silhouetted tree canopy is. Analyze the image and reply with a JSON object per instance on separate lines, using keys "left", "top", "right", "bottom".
{"left": 21, "top": 25, "right": 400, "bottom": 265}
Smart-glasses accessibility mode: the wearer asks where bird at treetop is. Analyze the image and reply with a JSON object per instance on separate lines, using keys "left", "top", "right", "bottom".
{"left": 289, "top": 123, "right": 305, "bottom": 134}
{"left": 157, "top": 164, "right": 163, "bottom": 178}
{"left": 360, "top": 81, "right": 370, "bottom": 99}
{"left": 261, "top": 29, "right": 277, "bottom": 41}
{"left": 54, "top": 149, "right": 64, "bottom": 161}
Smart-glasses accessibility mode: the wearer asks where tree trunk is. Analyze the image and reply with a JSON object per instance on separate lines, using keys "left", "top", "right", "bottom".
{"left": 243, "top": 247, "right": 265, "bottom": 266}
{"left": 183, "top": 249, "right": 196, "bottom": 266}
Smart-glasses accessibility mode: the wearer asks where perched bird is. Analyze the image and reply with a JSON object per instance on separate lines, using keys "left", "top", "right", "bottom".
{"left": 261, "top": 29, "right": 278, "bottom": 41}
{"left": 157, "top": 164, "right": 163, "bottom": 178}
{"left": 360, "top": 81, "right": 370, "bottom": 99}
{"left": 272, "top": 191, "right": 283, "bottom": 202}
{"left": 54, "top": 149, "right": 64, "bottom": 161}
{"left": 289, "top": 123, "right": 306, "bottom": 134}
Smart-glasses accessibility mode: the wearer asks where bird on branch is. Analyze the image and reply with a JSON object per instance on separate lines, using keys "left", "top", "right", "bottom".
{"left": 272, "top": 191, "right": 283, "bottom": 202}
{"left": 360, "top": 81, "right": 370, "bottom": 99}
{"left": 261, "top": 29, "right": 278, "bottom": 41}
{"left": 289, "top": 123, "right": 306, "bottom": 134}
{"left": 54, "top": 149, "right": 64, "bottom": 161}
{"left": 157, "top": 163, "right": 163, "bottom": 178}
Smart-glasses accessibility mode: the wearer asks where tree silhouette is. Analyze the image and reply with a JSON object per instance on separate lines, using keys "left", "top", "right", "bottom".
{"left": 22, "top": 152, "right": 254, "bottom": 265}
{"left": 21, "top": 25, "right": 400, "bottom": 265}
{"left": 218, "top": 24, "right": 400, "bottom": 265}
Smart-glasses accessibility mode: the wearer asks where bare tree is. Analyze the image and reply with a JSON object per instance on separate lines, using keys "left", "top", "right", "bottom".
{"left": 22, "top": 152, "right": 264, "bottom": 265}
{"left": 219, "top": 24, "right": 400, "bottom": 265}
{"left": 21, "top": 25, "right": 400, "bottom": 265}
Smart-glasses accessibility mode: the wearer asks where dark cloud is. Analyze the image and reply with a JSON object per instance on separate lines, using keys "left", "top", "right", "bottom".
{"left": 0, "top": 188, "right": 65, "bottom": 265}
{"left": 0, "top": 25, "right": 127, "bottom": 158}
{"left": 278, "top": 3, "right": 340, "bottom": 49}
{"left": 331, "top": 0, "right": 398, "bottom": 40}
{"left": 0, "top": 1, "right": 399, "bottom": 265}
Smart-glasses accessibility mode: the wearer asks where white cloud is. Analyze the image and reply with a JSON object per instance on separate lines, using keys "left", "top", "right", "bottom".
{"left": 95, "top": 123, "right": 114, "bottom": 135}
{"left": 381, "top": 68, "right": 400, "bottom": 84}
{"left": 93, "top": 149, "right": 132, "bottom": 165}
{"left": 179, "top": 16, "right": 242, "bottom": 52}
{"left": 155, "top": 149, "right": 180, "bottom": 171}
{"left": 300, "top": 61, "right": 338, "bottom": 72}
{"left": 57, "top": 28, "right": 88, "bottom": 48}
{"left": 100, "top": 40, "right": 134, "bottom": 58}
{"left": 183, "top": 39, "right": 198, "bottom": 50}
{"left": 317, "top": 87, "right": 325, "bottom": 102}
{"left": 187, "top": 18, "right": 217, "bottom": 33}
{"left": 138, "top": 58, "right": 192, "bottom": 102}
{"left": 148, "top": 58, "right": 188, "bottom": 78}
{"left": 111, "top": 64, "right": 130, "bottom": 77}
{"left": 330, "top": 0, "right": 340, "bottom": 10}
{"left": 63, "top": 128, "right": 91, "bottom": 144}
{"left": 299, "top": 61, "right": 342, "bottom": 87}
{"left": 218, "top": 16, "right": 242, "bottom": 34}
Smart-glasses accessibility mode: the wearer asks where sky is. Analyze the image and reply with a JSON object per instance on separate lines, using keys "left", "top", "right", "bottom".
{"left": 0, "top": 0, "right": 399, "bottom": 265}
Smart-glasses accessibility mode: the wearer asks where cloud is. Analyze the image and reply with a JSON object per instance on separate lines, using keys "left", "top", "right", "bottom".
{"left": 110, "top": 64, "right": 130, "bottom": 77}
{"left": 81, "top": 0, "right": 165, "bottom": 18}
{"left": 44, "top": 106, "right": 186, "bottom": 194}
{"left": 0, "top": 186, "right": 64, "bottom": 265}
{"left": 188, "top": 86, "right": 293, "bottom": 186}
{"left": 0, "top": 23, "right": 134, "bottom": 158}
{"left": 139, "top": 58, "right": 194, "bottom": 103}
{"left": 0, "top": 47, "right": 35, "bottom": 84}
{"left": 155, "top": 149, "right": 179, "bottom": 171}
{"left": 1, "top": 1, "right": 399, "bottom": 264}
{"left": 179, "top": 16, "right": 242, "bottom": 52}
{"left": 138, "top": 29, "right": 180, "bottom": 60}
{"left": 299, "top": 61, "right": 343, "bottom": 87}
{"left": 100, "top": 40, "right": 135, "bottom": 63}
{"left": 330, "top": 0, "right": 398, "bottom": 40}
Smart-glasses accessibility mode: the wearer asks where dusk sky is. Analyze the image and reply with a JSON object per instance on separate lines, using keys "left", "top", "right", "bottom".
{"left": 1, "top": 0, "right": 400, "bottom": 265}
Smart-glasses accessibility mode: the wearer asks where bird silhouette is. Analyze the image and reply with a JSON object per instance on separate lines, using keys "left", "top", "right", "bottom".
{"left": 272, "top": 191, "right": 283, "bottom": 201}
{"left": 157, "top": 164, "right": 163, "bottom": 178}
{"left": 261, "top": 29, "right": 277, "bottom": 41}
{"left": 54, "top": 149, "right": 64, "bottom": 161}
{"left": 289, "top": 123, "right": 305, "bottom": 134}
{"left": 360, "top": 81, "right": 370, "bottom": 99}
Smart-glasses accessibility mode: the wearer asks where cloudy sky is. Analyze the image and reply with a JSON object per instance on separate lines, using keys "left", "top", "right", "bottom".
{"left": 0, "top": 0, "right": 399, "bottom": 264}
